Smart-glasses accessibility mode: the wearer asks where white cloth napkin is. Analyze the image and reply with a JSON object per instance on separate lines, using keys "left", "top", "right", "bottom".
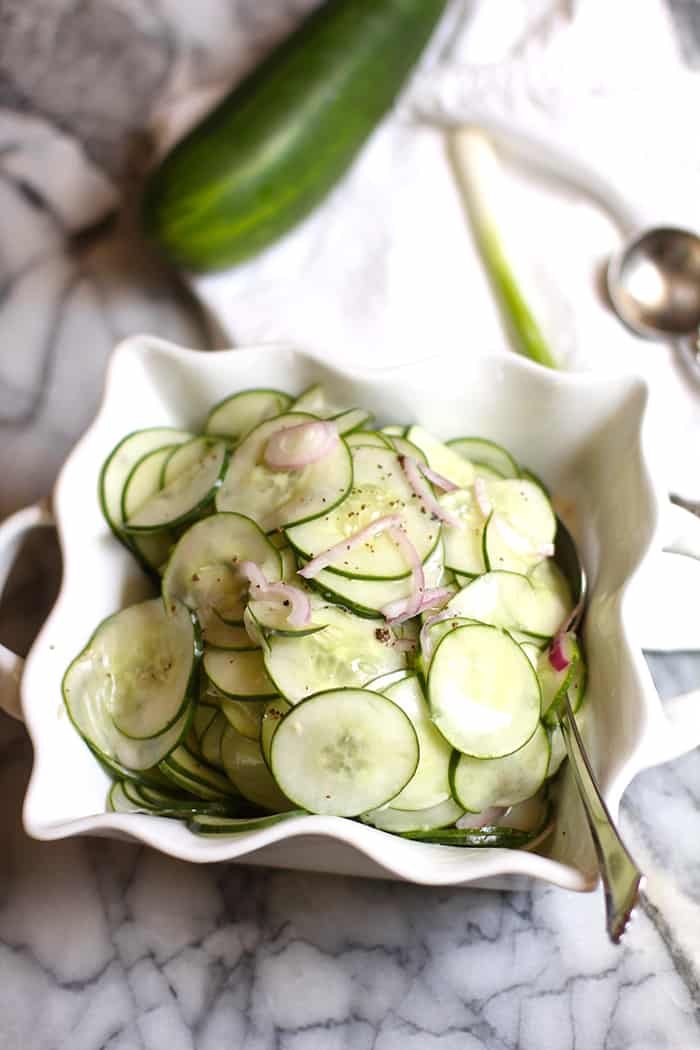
{"left": 162, "top": 0, "right": 700, "bottom": 499}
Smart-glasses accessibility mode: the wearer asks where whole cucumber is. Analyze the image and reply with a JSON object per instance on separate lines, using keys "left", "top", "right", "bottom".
{"left": 142, "top": 0, "right": 448, "bottom": 271}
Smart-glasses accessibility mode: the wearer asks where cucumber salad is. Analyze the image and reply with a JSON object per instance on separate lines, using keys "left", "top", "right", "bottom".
{"left": 62, "top": 383, "right": 586, "bottom": 847}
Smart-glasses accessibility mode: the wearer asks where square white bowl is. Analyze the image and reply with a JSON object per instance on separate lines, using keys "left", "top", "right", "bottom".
{"left": 15, "top": 335, "right": 695, "bottom": 891}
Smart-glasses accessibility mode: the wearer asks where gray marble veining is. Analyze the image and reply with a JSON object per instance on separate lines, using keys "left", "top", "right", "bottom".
{"left": 1, "top": 3, "right": 700, "bottom": 1048}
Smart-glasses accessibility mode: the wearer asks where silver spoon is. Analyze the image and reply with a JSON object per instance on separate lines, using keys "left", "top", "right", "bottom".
{"left": 554, "top": 518, "right": 645, "bottom": 944}
{"left": 607, "top": 227, "right": 700, "bottom": 378}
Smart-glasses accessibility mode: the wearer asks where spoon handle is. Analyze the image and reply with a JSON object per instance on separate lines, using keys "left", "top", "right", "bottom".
{"left": 557, "top": 693, "right": 645, "bottom": 943}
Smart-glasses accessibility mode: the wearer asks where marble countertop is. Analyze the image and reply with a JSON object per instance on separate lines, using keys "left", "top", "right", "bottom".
{"left": 1, "top": 3, "right": 700, "bottom": 1047}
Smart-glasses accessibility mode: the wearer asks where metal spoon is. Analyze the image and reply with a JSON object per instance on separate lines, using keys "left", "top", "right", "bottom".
{"left": 607, "top": 227, "right": 700, "bottom": 378}
{"left": 554, "top": 518, "right": 645, "bottom": 944}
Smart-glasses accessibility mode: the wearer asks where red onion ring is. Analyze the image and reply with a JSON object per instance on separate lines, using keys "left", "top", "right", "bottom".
{"left": 264, "top": 420, "right": 338, "bottom": 472}
{"left": 549, "top": 630, "right": 573, "bottom": 672}
{"left": 400, "top": 456, "right": 461, "bottom": 528}
{"left": 239, "top": 561, "right": 311, "bottom": 627}
{"left": 381, "top": 525, "right": 425, "bottom": 624}
{"left": 298, "top": 514, "right": 402, "bottom": 579}
{"left": 418, "top": 463, "right": 458, "bottom": 493}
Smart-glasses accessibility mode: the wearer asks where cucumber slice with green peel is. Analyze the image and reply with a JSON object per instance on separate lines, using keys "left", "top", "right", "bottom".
{"left": 286, "top": 446, "right": 440, "bottom": 580}
{"left": 440, "top": 488, "right": 486, "bottom": 576}
{"left": 481, "top": 478, "right": 556, "bottom": 575}
{"left": 279, "top": 544, "right": 301, "bottom": 582}
{"left": 405, "top": 426, "right": 475, "bottom": 489}
{"left": 381, "top": 425, "right": 407, "bottom": 438}
{"left": 120, "top": 446, "right": 175, "bottom": 524}
{"left": 384, "top": 434, "right": 428, "bottom": 464}
{"left": 188, "top": 812, "right": 306, "bottom": 836}
{"left": 263, "top": 604, "right": 407, "bottom": 704}
{"left": 205, "top": 388, "right": 293, "bottom": 443}
{"left": 527, "top": 558, "right": 573, "bottom": 611}
{"left": 261, "top": 698, "right": 292, "bottom": 769}
{"left": 216, "top": 412, "right": 353, "bottom": 531}
{"left": 192, "top": 701, "right": 220, "bottom": 742}
{"left": 204, "top": 648, "right": 277, "bottom": 700}
{"left": 450, "top": 722, "right": 550, "bottom": 812}
{"left": 331, "top": 407, "right": 373, "bottom": 435}
{"left": 99, "top": 426, "right": 194, "bottom": 539}
{"left": 160, "top": 743, "right": 239, "bottom": 799}
{"left": 163, "top": 512, "right": 282, "bottom": 634}
{"left": 204, "top": 618, "right": 258, "bottom": 651}
{"left": 417, "top": 615, "right": 478, "bottom": 678}
{"left": 269, "top": 688, "right": 419, "bottom": 816}
{"left": 109, "top": 780, "right": 147, "bottom": 814}
{"left": 400, "top": 821, "right": 548, "bottom": 848}
{"left": 124, "top": 438, "right": 229, "bottom": 532}
{"left": 428, "top": 623, "right": 541, "bottom": 759}
{"left": 221, "top": 726, "right": 293, "bottom": 811}
{"left": 220, "top": 698, "right": 267, "bottom": 740}
{"left": 365, "top": 668, "right": 411, "bottom": 691}
{"left": 380, "top": 675, "right": 453, "bottom": 811}
{"left": 446, "top": 570, "right": 570, "bottom": 640}
{"left": 446, "top": 437, "right": 519, "bottom": 479}
{"left": 360, "top": 797, "right": 464, "bottom": 833}
{"left": 122, "top": 780, "right": 241, "bottom": 818}
{"left": 200, "top": 711, "right": 228, "bottom": 769}
{"left": 345, "top": 431, "right": 391, "bottom": 449}
{"left": 520, "top": 641, "right": 541, "bottom": 668}
{"left": 303, "top": 536, "right": 445, "bottom": 618}
{"left": 63, "top": 597, "right": 199, "bottom": 744}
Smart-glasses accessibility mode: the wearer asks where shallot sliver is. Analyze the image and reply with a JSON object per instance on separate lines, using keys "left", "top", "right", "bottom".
{"left": 400, "top": 456, "right": 462, "bottom": 528}
{"left": 418, "top": 462, "right": 458, "bottom": 493}
{"left": 297, "top": 514, "right": 402, "bottom": 579}
{"left": 381, "top": 524, "right": 425, "bottom": 624}
{"left": 239, "top": 560, "right": 311, "bottom": 627}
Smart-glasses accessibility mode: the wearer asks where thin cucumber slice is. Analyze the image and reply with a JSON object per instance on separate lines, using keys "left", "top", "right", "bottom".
{"left": 381, "top": 675, "right": 452, "bottom": 811}
{"left": 417, "top": 615, "right": 477, "bottom": 678}
{"left": 381, "top": 425, "right": 407, "bottom": 438}
{"left": 447, "top": 437, "right": 519, "bottom": 479}
{"left": 400, "top": 821, "right": 548, "bottom": 848}
{"left": 192, "top": 701, "right": 220, "bottom": 742}
{"left": 245, "top": 594, "right": 329, "bottom": 637}
{"left": 216, "top": 412, "right": 353, "bottom": 531}
{"left": 261, "top": 698, "right": 292, "bottom": 769}
{"left": 428, "top": 623, "right": 541, "bottom": 759}
{"left": 365, "top": 669, "right": 411, "bottom": 691}
{"left": 385, "top": 434, "right": 428, "bottom": 465}
{"left": 204, "top": 619, "right": 259, "bottom": 651}
{"left": 405, "top": 426, "right": 475, "bottom": 489}
{"left": 361, "top": 797, "right": 464, "bottom": 833}
{"left": 124, "top": 438, "right": 229, "bottom": 532}
{"left": 303, "top": 535, "right": 445, "bottom": 618}
{"left": 99, "top": 426, "right": 193, "bottom": 538}
{"left": 450, "top": 722, "right": 550, "bottom": 811}
{"left": 279, "top": 544, "right": 301, "bottom": 582}
{"left": 120, "top": 446, "right": 175, "bottom": 524}
{"left": 481, "top": 479, "right": 556, "bottom": 575}
{"left": 63, "top": 598, "right": 198, "bottom": 745}
{"left": 205, "top": 388, "right": 293, "bottom": 443}
{"left": 163, "top": 512, "right": 282, "bottom": 633}
{"left": 200, "top": 711, "right": 228, "bottom": 769}
{"left": 439, "top": 488, "right": 485, "bottom": 576}
{"left": 160, "top": 743, "right": 238, "bottom": 799}
{"left": 520, "top": 641, "right": 541, "bottom": 668}
{"left": 124, "top": 780, "right": 240, "bottom": 818}
{"left": 204, "top": 648, "right": 277, "bottom": 700}
{"left": 109, "top": 780, "right": 146, "bottom": 814}
{"left": 446, "top": 570, "right": 570, "bottom": 640}
{"left": 131, "top": 532, "right": 175, "bottom": 576}
{"left": 344, "top": 431, "right": 391, "bottom": 449}
{"left": 220, "top": 698, "right": 267, "bottom": 740}
{"left": 331, "top": 407, "right": 373, "bottom": 434}
{"left": 263, "top": 604, "right": 407, "bottom": 704}
{"left": 286, "top": 446, "right": 440, "bottom": 580}
{"left": 188, "top": 811, "right": 305, "bottom": 836}
{"left": 269, "top": 688, "right": 419, "bottom": 816}
{"left": 220, "top": 726, "right": 293, "bottom": 810}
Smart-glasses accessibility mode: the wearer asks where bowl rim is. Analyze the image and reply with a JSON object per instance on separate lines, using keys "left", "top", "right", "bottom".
{"left": 21, "top": 334, "right": 665, "bottom": 891}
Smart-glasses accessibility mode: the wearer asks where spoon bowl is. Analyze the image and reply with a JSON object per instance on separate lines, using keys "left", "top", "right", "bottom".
{"left": 607, "top": 226, "right": 700, "bottom": 340}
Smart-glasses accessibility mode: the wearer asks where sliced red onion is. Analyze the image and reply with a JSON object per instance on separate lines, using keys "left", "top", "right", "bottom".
{"left": 239, "top": 561, "right": 311, "bottom": 627}
{"left": 418, "top": 462, "right": 458, "bottom": 493}
{"left": 393, "top": 637, "right": 417, "bottom": 652}
{"left": 419, "top": 609, "right": 458, "bottom": 663}
{"left": 264, "top": 420, "right": 338, "bottom": 471}
{"left": 473, "top": 476, "right": 493, "bottom": 518}
{"left": 400, "top": 456, "right": 462, "bottom": 528}
{"left": 381, "top": 524, "right": 425, "bottom": 624}
{"left": 298, "top": 514, "right": 402, "bottom": 579}
{"left": 549, "top": 630, "right": 575, "bottom": 672}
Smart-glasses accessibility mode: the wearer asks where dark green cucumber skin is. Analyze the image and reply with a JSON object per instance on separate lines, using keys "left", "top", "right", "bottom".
{"left": 142, "top": 0, "right": 448, "bottom": 271}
